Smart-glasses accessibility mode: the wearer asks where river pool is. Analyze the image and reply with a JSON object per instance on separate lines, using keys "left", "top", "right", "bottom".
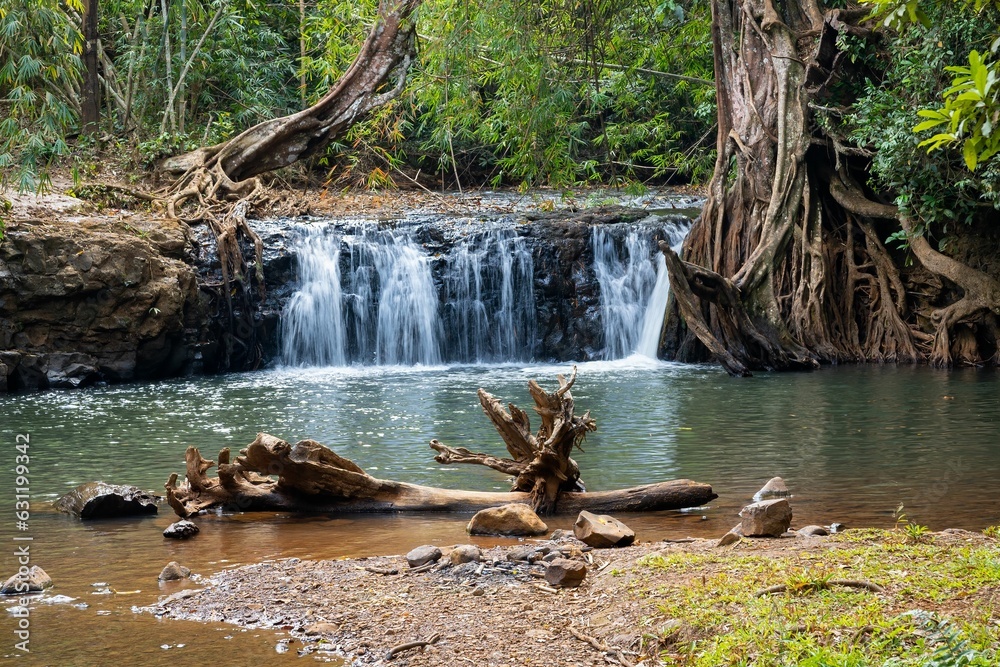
{"left": 1, "top": 359, "right": 999, "bottom": 664}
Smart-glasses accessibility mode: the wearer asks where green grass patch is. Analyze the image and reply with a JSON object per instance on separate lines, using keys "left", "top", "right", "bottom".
{"left": 634, "top": 530, "right": 1000, "bottom": 666}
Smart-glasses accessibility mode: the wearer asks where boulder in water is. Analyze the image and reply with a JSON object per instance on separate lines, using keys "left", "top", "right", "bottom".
{"left": 1, "top": 566, "right": 52, "bottom": 595}
{"left": 56, "top": 482, "right": 160, "bottom": 519}
{"left": 158, "top": 562, "right": 191, "bottom": 581}
{"left": 753, "top": 477, "right": 790, "bottom": 501}
{"left": 467, "top": 503, "right": 548, "bottom": 536}
{"left": 163, "top": 520, "right": 200, "bottom": 539}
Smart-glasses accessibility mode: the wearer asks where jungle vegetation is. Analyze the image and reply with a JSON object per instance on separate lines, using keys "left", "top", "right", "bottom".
{"left": 2, "top": 0, "right": 1000, "bottom": 371}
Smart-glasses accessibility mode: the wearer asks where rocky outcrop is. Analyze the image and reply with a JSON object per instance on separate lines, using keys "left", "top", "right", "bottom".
{"left": 0, "top": 215, "right": 209, "bottom": 390}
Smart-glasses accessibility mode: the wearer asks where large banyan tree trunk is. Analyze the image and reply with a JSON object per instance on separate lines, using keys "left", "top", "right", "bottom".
{"left": 660, "top": 0, "right": 1000, "bottom": 375}
{"left": 164, "top": 369, "right": 717, "bottom": 517}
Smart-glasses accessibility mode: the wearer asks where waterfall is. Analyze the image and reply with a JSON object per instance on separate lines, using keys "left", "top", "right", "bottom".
{"left": 593, "top": 218, "right": 690, "bottom": 359}
{"left": 281, "top": 222, "right": 536, "bottom": 367}
{"left": 441, "top": 227, "right": 536, "bottom": 363}
{"left": 280, "top": 229, "right": 347, "bottom": 367}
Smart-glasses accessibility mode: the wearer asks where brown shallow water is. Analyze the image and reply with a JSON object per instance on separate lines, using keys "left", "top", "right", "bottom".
{"left": 2, "top": 360, "right": 1000, "bottom": 664}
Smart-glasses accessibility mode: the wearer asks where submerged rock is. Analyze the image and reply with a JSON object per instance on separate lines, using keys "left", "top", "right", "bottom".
{"left": 163, "top": 520, "right": 200, "bottom": 539}
{"left": 1, "top": 566, "right": 52, "bottom": 595}
{"left": 55, "top": 482, "right": 160, "bottom": 519}
{"left": 573, "top": 510, "right": 635, "bottom": 548}
{"left": 739, "top": 499, "right": 792, "bottom": 537}
{"left": 467, "top": 503, "right": 548, "bottom": 536}
{"left": 158, "top": 562, "right": 191, "bottom": 581}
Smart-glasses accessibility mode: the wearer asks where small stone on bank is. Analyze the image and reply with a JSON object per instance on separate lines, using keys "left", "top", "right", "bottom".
{"left": 797, "top": 524, "right": 829, "bottom": 537}
{"left": 405, "top": 545, "right": 442, "bottom": 568}
{"left": 544, "top": 558, "right": 586, "bottom": 587}
{"left": 1, "top": 566, "right": 52, "bottom": 595}
{"left": 158, "top": 561, "right": 191, "bottom": 581}
{"left": 449, "top": 544, "right": 482, "bottom": 565}
{"left": 163, "top": 520, "right": 200, "bottom": 539}
{"left": 573, "top": 510, "right": 635, "bottom": 548}
{"left": 739, "top": 498, "right": 793, "bottom": 537}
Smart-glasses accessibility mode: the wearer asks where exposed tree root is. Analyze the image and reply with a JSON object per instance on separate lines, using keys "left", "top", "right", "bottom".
{"left": 660, "top": 1, "right": 1000, "bottom": 371}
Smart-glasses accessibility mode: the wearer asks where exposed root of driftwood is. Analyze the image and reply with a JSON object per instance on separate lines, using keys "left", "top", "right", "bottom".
{"left": 755, "top": 579, "right": 885, "bottom": 596}
{"left": 385, "top": 632, "right": 441, "bottom": 659}
{"left": 431, "top": 366, "right": 595, "bottom": 513}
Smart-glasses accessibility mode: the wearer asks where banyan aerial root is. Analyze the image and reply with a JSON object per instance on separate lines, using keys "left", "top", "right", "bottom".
{"left": 164, "top": 369, "right": 717, "bottom": 518}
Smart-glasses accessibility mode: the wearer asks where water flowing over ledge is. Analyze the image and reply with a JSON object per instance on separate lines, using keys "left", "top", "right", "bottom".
{"left": 278, "top": 213, "right": 691, "bottom": 368}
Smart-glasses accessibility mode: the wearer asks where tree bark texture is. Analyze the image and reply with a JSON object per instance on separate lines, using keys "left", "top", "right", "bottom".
{"left": 660, "top": 0, "right": 1000, "bottom": 373}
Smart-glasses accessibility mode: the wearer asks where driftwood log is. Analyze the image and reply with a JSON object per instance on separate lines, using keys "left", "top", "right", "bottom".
{"left": 165, "top": 370, "right": 717, "bottom": 517}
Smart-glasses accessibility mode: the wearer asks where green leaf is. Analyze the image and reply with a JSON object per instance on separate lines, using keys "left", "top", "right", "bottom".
{"left": 963, "top": 138, "right": 978, "bottom": 170}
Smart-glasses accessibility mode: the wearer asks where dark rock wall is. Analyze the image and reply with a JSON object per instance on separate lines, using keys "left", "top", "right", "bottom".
{"left": 0, "top": 216, "right": 209, "bottom": 391}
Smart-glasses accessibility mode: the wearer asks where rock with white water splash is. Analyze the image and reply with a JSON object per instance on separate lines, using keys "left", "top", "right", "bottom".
{"left": 1, "top": 566, "right": 52, "bottom": 595}
{"left": 573, "top": 510, "right": 635, "bottom": 548}
{"left": 753, "top": 477, "right": 790, "bottom": 501}
{"left": 405, "top": 545, "right": 442, "bottom": 568}
{"left": 163, "top": 520, "right": 200, "bottom": 539}
{"left": 467, "top": 503, "right": 548, "bottom": 536}
{"left": 739, "top": 498, "right": 793, "bottom": 537}
{"left": 158, "top": 561, "right": 191, "bottom": 581}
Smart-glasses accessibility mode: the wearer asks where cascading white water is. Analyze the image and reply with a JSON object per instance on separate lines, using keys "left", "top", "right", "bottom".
{"left": 282, "top": 224, "right": 442, "bottom": 366}
{"left": 441, "top": 227, "right": 535, "bottom": 363}
{"left": 280, "top": 229, "right": 347, "bottom": 367}
{"left": 593, "top": 218, "right": 690, "bottom": 359}
{"left": 281, "top": 222, "right": 536, "bottom": 367}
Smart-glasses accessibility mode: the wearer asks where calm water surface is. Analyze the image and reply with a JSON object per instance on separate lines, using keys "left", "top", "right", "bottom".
{"left": 1, "top": 360, "right": 999, "bottom": 664}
